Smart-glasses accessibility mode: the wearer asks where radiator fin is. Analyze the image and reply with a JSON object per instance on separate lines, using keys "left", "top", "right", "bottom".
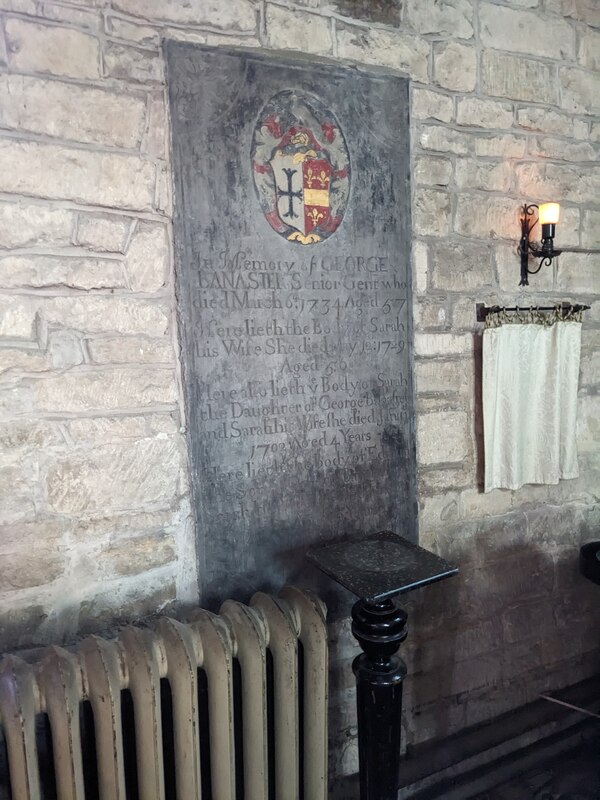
{"left": 119, "top": 626, "right": 165, "bottom": 800}
{"left": 280, "top": 586, "right": 329, "bottom": 800}
{"left": 37, "top": 646, "right": 85, "bottom": 800}
{"left": 221, "top": 600, "right": 269, "bottom": 800}
{"left": 0, "top": 656, "right": 41, "bottom": 800}
{"left": 79, "top": 636, "right": 127, "bottom": 799}
{"left": 156, "top": 617, "right": 201, "bottom": 800}
{"left": 251, "top": 593, "right": 300, "bottom": 799}
{"left": 190, "top": 610, "right": 236, "bottom": 799}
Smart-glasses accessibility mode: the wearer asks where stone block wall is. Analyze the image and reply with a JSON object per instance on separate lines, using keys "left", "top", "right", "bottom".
{"left": 0, "top": 0, "right": 598, "bottom": 781}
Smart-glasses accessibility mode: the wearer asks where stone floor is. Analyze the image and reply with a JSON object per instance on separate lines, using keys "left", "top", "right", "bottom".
{"left": 475, "top": 736, "right": 600, "bottom": 800}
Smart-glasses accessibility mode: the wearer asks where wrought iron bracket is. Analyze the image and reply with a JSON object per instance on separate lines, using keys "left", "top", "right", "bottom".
{"left": 518, "top": 203, "right": 562, "bottom": 286}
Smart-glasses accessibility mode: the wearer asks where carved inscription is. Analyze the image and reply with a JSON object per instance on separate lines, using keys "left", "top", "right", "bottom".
{"left": 167, "top": 44, "right": 417, "bottom": 602}
{"left": 195, "top": 250, "right": 409, "bottom": 469}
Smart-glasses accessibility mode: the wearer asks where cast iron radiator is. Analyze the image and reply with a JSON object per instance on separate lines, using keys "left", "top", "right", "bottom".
{"left": 0, "top": 587, "right": 327, "bottom": 800}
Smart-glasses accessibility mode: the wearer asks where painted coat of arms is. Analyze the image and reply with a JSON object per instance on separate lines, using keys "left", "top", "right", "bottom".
{"left": 252, "top": 91, "right": 351, "bottom": 245}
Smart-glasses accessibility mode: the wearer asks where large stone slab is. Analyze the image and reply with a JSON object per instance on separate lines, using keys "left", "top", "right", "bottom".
{"left": 166, "top": 44, "right": 417, "bottom": 603}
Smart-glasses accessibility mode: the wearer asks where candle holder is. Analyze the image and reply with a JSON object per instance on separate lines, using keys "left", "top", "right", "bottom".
{"left": 308, "top": 530, "right": 458, "bottom": 800}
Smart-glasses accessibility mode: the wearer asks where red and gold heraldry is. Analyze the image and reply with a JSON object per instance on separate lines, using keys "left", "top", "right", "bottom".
{"left": 252, "top": 91, "right": 351, "bottom": 245}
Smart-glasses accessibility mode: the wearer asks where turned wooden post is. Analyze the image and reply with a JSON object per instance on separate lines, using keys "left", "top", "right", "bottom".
{"left": 308, "top": 531, "right": 458, "bottom": 800}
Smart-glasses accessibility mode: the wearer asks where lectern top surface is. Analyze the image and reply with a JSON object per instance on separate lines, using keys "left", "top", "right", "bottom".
{"left": 307, "top": 530, "right": 458, "bottom": 602}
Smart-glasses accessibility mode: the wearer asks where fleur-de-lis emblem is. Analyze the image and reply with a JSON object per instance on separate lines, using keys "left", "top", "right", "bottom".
{"left": 309, "top": 208, "right": 324, "bottom": 225}
{"left": 306, "top": 168, "right": 330, "bottom": 188}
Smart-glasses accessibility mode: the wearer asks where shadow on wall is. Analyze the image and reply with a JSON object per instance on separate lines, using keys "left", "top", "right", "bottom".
{"left": 403, "top": 504, "right": 600, "bottom": 748}
{"left": 0, "top": 583, "right": 183, "bottom": 654}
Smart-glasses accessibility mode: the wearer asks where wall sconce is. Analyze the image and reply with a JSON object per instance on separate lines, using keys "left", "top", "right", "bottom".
{"left": 518, "top": 202, "right": 600, "bottom": 286}
{"left": 519, "top": 203, "right": 562, "bottom": 286}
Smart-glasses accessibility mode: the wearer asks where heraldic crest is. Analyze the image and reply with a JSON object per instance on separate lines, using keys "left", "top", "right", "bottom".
{"left": 252, "top": 90, "right": 351, "bottom": 245}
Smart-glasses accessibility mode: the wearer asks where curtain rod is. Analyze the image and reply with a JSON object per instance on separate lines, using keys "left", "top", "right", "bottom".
{"left": 476, "top": 302, "right": 590, "bottom": 322}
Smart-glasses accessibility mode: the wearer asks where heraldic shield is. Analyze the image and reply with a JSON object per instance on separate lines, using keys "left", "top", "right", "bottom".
{"left": 252, "top": 91, "right": 350, "bottom": 245}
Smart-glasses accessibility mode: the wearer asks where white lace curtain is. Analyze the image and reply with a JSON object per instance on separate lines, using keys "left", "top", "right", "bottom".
{"left": 483, "top": 308, "right": 583, "bottom": 493}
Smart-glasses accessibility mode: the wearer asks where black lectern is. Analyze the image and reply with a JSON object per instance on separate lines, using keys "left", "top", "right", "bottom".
{"left": 308, "top": 531, "right": 458, "bottom": 800}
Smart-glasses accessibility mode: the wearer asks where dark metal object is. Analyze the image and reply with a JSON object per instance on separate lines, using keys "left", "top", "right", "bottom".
{"left": 308, "top": 530, "right": 457, "bottom": 602}
{"left": 579, "top": 541, "right": 600, "bottom": 586}
{"left": 518, "top": 203, "right": 600, "bottom": 286}
{"left": 539, "top": 692, "right": 600, "bottom": 720}
{"left": 308, "top": 531, "right": 458, "bottom": 800}
{"left": 519, "top": 203, "right": 562, "bottom": 286}
{"left": 476, "top": 303, "right": 590, "bottom": 323}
